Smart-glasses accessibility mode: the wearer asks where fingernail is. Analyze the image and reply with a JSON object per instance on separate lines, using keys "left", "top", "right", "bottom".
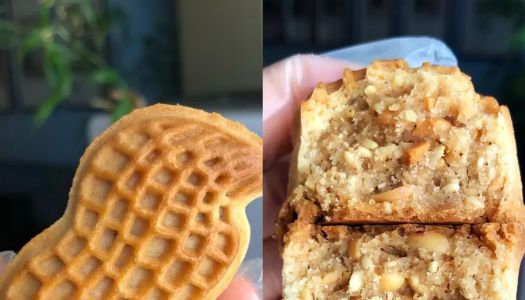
{"left": 237, "top": 257, "right": 262, "bottom": 284}
{"left": 0, "top": 251, "right": 16, "bottom": 263}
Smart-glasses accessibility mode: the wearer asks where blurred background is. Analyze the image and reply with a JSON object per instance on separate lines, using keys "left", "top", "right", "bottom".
{"left": 0, "top": 0, "right": 262, "bottom": 260}
{"left": 264, "top": 0, "right": 525, "bottom": 295}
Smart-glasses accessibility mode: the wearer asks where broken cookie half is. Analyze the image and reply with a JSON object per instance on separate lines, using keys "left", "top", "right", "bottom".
{"left": 282, "top": 221, "right": 524, "bottom": 300}
{"left": 0, "top": 104, "right": 262, "bottom": 299}
{"left": 288, "top": 60, "right": 523, "bottom": 224}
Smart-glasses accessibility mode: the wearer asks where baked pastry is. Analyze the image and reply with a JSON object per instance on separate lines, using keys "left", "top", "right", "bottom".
{"left": 0, "top": 104, "right": 262, "bottom": 299}
{"left": 282, "top": 221, "right": 525, "bottom": 300}
{"left": 288, "top": 60, "right": 523, "bottom": 223}
{"left": 280, "top": 60, "right": 525, "bottom": 299}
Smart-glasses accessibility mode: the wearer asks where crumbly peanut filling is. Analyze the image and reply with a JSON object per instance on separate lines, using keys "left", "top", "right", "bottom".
{"left": 283, "top": 225, "right": 514, "bottom": 300}
{"left": 300, "top": 62, "right": 509, "bottom": 218}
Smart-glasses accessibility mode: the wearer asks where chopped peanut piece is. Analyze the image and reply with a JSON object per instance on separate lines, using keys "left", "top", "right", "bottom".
{"left": 457, "top": 99, "right": 476, "bottom": 122}
{"left": 356, "top": 146, "right": 373, "bottom": 158}
{"left": 349, "top": 270, "right": 363, "bottom": 292}
{"left": 345, "top": 108, "right": 356, "bottom": 118}
{"left": 412, "top": 118, "right": 451, "bottom": 138}
{"left": 428, "top": 261, "right": 439, "bottom": 273}
{"left": 341, "top": 270, "right": 351, "bottom": 283}
{"left": 361, "top": 256, "right": 373, "bottom": 270}
{"left": 325, "top": 79, "right": 343, "bottom": 95}
{"left": 443, "top": 180, "right": 460, "bottom": 193}
{"left": 388, "top": 103, "right": 401, "bottom": 111}
{"left": 430, "top": 118, "right": 452, "bottom": 133}
{"left": 344, "top": 151, "right": 361, "bottom": 171}
{"left": 385, "top": 261, "right": 397, "bottom": 268}
{"left": 342, "top": 68, "right": 356, "bottom": 85}
{"left": 424, "top": 97, "right": 436, "bottom": 111}
{"left": 312, "top": 84, "right": 328, "bottom": 103}
{"left": 352, "top": 68, "right": 366, "bottom": 80}
{"left": 360, "top": 138, "right": 379, "bottom": 149}
{"left": 347, "top": 237, "right": 363, "bottom": 259}
{"left": 376, "top": 111, "right": 397, "bottom": 125}
{"left": 407, "top": 232, "right": 450, "bottom": 253}
{"left": 464, "top": 196, "right": 485, "bottom": 209}
{"left": 299, "top": 289, "right": 314, "bottom": 300}
{"left": 373, "top": 103, "right": 386, "bottom": 114}
{"left": 408, "top": 275, "right": 428, "bottom": 294}
{"left": 365, "top": 85, "right": 378, "bottom": 96}
{"left": 383, "top": 201, "right": 393, "bottom": 214}
{"left": 379, "top": 273, "right": 405, "bottom": 291}
{"left": 436, "top": 158, "right": 446, "bottom": 169}
{"left": 375, "top": 144, "right": 399, "bottom": 160}
{"left": 429, "top": 145, "right": 445, "bottom": 162}
{"left": 480, "top": 96, "right": 499, "bottom": 114}
{"left": 400, "top": 110, "right": 417, "bottom": 122}
{"left": 323, "top": 269, "right": 342, "bottom": 284}
{"left": 373, "top": 185, "right": 414, "bottom": 202}
{"left": 402, "top": 141, "right": 431, "bottom": 166}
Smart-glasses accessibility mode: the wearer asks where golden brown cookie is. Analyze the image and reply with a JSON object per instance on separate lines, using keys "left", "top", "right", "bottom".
{"left": 0, "top": 104, "right": 262, "bottom": 299}
{"left": 288, "top": 60, "right": 523, "bottom": 224}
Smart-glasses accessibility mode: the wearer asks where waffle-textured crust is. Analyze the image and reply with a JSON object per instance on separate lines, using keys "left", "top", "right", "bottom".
{"left": 0, "top": 104, "right": 262, "bottom": 299}
{"left": 287, "top": 60, "right": 524, "bottom": 224}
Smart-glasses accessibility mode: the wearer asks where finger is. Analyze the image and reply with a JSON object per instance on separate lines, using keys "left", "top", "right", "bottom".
{"left": 263, "top": 156, "right": 290, "bottom": 238}
{"left": 263, "top": 54, "right": 357, "bottom": 166}
{"left": 263, "top": 237, "right": 282, "bottom": 300}
{"left": 217, "top": 275, "right": 259, "bottom": 300}
{"left": 0, "top": 251, "right": 15, "bottom": 274}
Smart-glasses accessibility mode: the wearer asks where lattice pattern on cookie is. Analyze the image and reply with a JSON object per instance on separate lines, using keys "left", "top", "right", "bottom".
{"left": 6, "top": 117, "right": 260, "bottom": 299}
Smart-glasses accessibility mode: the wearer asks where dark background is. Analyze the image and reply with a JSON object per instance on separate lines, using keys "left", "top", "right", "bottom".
{"left": 264, "top": 0, "right": 525, "bottom": 296}
{"left": 0, "top": 0, "right": 261, "bottom": 253}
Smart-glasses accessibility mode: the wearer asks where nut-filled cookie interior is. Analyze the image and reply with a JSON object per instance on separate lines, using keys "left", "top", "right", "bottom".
{"left": 282, "top": 222, "right": 524, "bottom": 300}
{"left": 291, "top": 60, "right": 522, "bottom": 223}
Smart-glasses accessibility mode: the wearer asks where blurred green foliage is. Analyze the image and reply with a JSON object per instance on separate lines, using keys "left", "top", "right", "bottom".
{"left": 480, "top": 0, "right": 525, "bottom": 104}
{"left": 480, "top": 0, "right": 525, "bottom": 50}
{"left": 0, "top": 0, "right": 135, "bottom": 124}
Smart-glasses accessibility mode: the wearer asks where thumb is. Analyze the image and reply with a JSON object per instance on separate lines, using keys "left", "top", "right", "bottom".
{"left": 0, "top": 251, "right": 15, "bottom": 274}
{"left": 263, "top": 54, "right": 359, "bottom": 165}
{"left": 217, "top": 276, "right": 259, "bottom": 300}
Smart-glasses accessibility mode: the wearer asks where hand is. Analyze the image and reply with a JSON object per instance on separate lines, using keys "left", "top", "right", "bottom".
{"left": 263, "top": 55, "right": 358, "bottom": 300}
{"left": 0, "top": 251, "right": 14, "bottom": 274}
{"left": 218, "top": 276, "right": 259, "bottom": 300}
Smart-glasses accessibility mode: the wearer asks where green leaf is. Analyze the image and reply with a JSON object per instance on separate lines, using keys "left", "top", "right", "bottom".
{"left": 91, "top": 67, "right": 120, "bottom": 86}
{"left": 17, "top": 28, "right": 54, "bottom": 60}
{"left": 44, "top": 44, "right": 72, "bottom": 84}
{"left": 111, "top": 90, "right": 133, "bottom": 123}
{"left": 34, "top": 86, "right": 62, "bottom": 125}
{"left": 18, "top": 30, "right": 44, "bottom": 60}
{"left": 79, "top": 1, "right": 96, "bottom": 26}
{"left": 34, "top": 73, "right": 73, "bottom": 125}
{"left": 39, "top": 2, "right": 52, "bottom": 27}
{"left": 34, "top": 44, "right": 73, "bottom": 125}
{"left": 58, "top": 0, "right": 96, "bottom": 26}
{"left": 510, "top": 26, "right": 525, "bottom": 50}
